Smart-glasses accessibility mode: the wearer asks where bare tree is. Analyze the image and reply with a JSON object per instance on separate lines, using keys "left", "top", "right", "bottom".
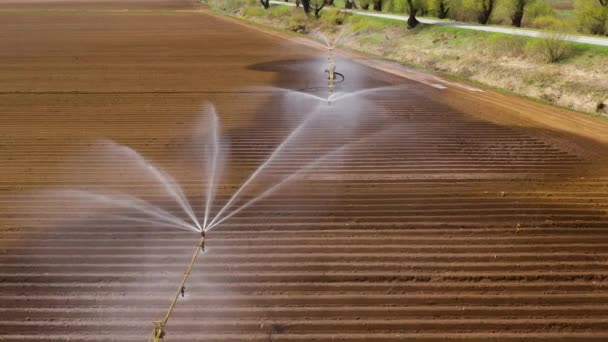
{"left": 509, "top": 0, "right": 532, "bottom": 27}
{"left": 476, "top": 0, "right": 496, "bottom": 24}
{"left": 309, "top": 0, "right": 326, "bottom": 17}
{"left": 407, "top": 0, "right": 420, "bottom": 27}
{"left": 260, "top": 0, "right": 270, "bottom": 9}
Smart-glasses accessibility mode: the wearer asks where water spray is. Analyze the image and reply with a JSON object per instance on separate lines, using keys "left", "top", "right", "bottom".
{"left": 326, "top": 47, "right": 336, "bottom": 93}
{"left": 325, "top": 47, "right": 344, "bottom": 95}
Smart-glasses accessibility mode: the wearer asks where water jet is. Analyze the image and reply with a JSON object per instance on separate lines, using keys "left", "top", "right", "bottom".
{"left": 45, "top": 85, "right": 393, "bottom": 341}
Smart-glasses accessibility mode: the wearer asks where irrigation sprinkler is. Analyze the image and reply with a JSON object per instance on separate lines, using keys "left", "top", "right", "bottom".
{"left": 150, "top": 231, "right": 206, "bottom": 342}
{"left": 325, "top": 47, "right": 344, "bottom": 94}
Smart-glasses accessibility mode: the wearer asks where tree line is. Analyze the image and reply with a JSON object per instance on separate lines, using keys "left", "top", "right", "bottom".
{"left": 259, "top": 0, "right": 608, "bottom": 35}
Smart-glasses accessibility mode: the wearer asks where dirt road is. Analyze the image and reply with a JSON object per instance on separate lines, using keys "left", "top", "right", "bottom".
{"left": 2, "top": 1, "right": 608, "bottom": 341}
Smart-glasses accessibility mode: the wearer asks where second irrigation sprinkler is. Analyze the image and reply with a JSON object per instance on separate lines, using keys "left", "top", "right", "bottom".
{"left": 150, "top": 230, "right": 206, "bottom": 342}
{"left": 325, "top": 47, "right": 344, "bottom": 95}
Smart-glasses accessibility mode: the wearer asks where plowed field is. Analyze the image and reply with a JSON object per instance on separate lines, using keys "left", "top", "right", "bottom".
{"left": 2, "top": 1, "right": 608, "bottom": 341}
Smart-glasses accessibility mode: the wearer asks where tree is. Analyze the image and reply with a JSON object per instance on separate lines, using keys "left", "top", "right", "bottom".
{"left": 575, "top": 0, "right": 608, "bottom": 35}
{"left": 260, "top": 0, "right": 270, "bottom": 9}
{"left": 508, "top": 0, "right": 533, "bottom": 27}
{"left": 415, "top": 0, "right": 429, "bottom": 15}
{"left": 435, "top": 0, "right": 450, "bottom": 18}
{"left": 475, "top": 0, "right": 496, "bottom": 24}
{"left": 345, "top": 0, "right": 358, "bottom": 9}
{"left": 406, "top": 0, "right": 420, "bottom": 27}
{"left": 301, "top": 0, "right": 311, "bottom": 13}
{"left": 372, "top": 0, "right": 382, "bottom": 11}
{"left": 309, "top": 0, "right": 326, "bottom": 17}
{"left": 325, "top": 0, "right": 335, "bottom": 6}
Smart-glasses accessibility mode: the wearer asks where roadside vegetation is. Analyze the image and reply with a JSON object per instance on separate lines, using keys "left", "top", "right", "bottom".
{"left": 207, "top": 0, "right": 608, "bottom": 115}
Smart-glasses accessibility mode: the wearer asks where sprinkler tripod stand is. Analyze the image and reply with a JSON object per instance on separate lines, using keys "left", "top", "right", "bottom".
{"left": 150, "top": 231, "right": 206, "bottom": 342}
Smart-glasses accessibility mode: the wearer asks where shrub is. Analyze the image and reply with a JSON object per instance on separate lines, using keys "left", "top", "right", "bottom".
{"left": 287, "top": 11, "right": 309, "bottom": 29}
{"left": 268, "top": 4, "right": 292, "bottom": 18}
{"left": 348, "top": 15, "right": 391, "bottom": 33}
{"left": 451, "top": 0, "right": 481, "bottom": 22}
{"left": 320, "top": 8, "right": 342, "bottom": 27}
{"left": 359, "top": 0, "right": 374, "bottom": 10}
{"left": 531, "top": 15, "right": 567, "bottom": 30}
{"left": 526, "top": 1, "right": 554, "bottom": 20}
{"left": 359, "top": 33, "right": 387, "bottom": 44}
{"left": 384, "top": 0, "right": 408, "bottom": 13}
{"left": 575, "top": 0, "right": 608, "bottom": 36}
{"left": 486, "top": 34, "right": 527, "bottom": 57}
{"left": 244, "top": 6, "right": 265, "bottom": 17}
{"left": 525, "top": 34, "right": 574, "bottom": 63}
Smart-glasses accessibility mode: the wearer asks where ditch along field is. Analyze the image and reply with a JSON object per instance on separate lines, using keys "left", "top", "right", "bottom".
{"left": 2, "top": 1, "right": 608, "bottom": 341}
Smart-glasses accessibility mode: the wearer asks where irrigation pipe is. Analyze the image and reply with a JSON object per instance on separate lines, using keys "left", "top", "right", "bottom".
{"left": 150, "top": 233, "right": 205, "bottom": 341}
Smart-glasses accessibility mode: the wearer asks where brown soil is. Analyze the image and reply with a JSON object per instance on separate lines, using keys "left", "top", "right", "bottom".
{"left": 2, "top": 1, "right": 608, "bottom": 341}
{"left": 0, "top": 0, "right": 200, "bottom": 10}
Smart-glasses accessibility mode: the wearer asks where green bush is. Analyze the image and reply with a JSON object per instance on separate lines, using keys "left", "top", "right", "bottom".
{"left": 359, "top": 33, "right": 387, "bottom": 44}
{"left": 349, "top": 15, "right": 392, "bottom": 33}
{"left": 269, "top": 5, "right": 292, "bottom": 18}
{"left": 525, "top": 35, "right": 574, "bottom": 63}
{"left": 384, "top": 0, "right": 408, "bottom": 13}
{"left": 526, "top": 1, "right": 555, "bottom": 20}
{"left": 531, "top": 15, "right": 567, "bottom": 30}
{"left": 450, "top": 0, "right": 480, "bottom": 22}
{"left": 575, "top": 0, "right": 608, "bottom": 36}
{"left": 359, "top": 0, "right": 372, "bottom": 10}
{"left": 287, "top": 11, "right": 309, "bottom": 29}
{"left": 320, "top": 8, "right": 341, "bottom": 25}
{"left": 244, "top": 6, "right": 266, "bottom": 17}
{"left": 486, "top": 34, "right": 527, "bottom": 57}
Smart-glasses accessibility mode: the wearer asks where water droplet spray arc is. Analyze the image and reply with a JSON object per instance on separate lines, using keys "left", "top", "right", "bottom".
{"left": 40, "top": 29, "right": 402, "bottom": 338}
{"left": 312, "top": 27, "right": 352, "bottom": 95}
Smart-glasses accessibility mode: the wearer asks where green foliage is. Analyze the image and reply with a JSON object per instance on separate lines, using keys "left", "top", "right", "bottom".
{"left": 288, "top": 11, "right": 310, "bottom": 28}
{"left": 450, "top": 0, "right": 480, "bottom": 21}
{"left": 384, "top": 0, "right": 408, "bottom": 13}
{"left": 268, "top": 4, "right": 292, "bottom": 18}
{"left": 415, "top": 0, "right": 431, "bottom": 15}
{"left": 348, "top": 15, "right": 395, "bottom": 32}
{"left": 244, "top": 5, "right": 265, "bottom": 17}
{"left": 574, "top": 0, "right": 608, "bottom": 35}
{"left": 526, "top": 1, "right": 555, "bottom": 19}
{"left": 430, "top": 0, "right": 451, "bottom": 18}
{"left": 525, "top": 34, "right": 574, "bottom": 62}
{"left": 319, "top": 7, "right": 343, "bottom": 26}
{"left": 359, "top": 33, "right": 387, "bottom": 44}
{"left": 486, "top": 33, "right": 527, "bottom": 57}
{"left": 359, "top": 0, "right": 372, "bottom": 9}
{"left": 531, "top": 14, "right": 567, "bottom": 30}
